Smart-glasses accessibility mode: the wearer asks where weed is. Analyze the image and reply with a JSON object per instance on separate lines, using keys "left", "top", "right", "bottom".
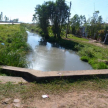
{"left": 81, "top": 56, "right": 89, "bottom": 62}
{"left": 97, "top": 62, "right": 108, "bottom": 69}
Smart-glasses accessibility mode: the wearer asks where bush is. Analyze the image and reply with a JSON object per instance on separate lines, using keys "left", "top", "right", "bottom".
{"left": 98, "top": 30, "right": 105, "bottom": 41}
{"left": 78, "top": 46, "right": 95, "bottom": 58}
{"left": 81, "top": 56, "right": 89, "bottom": 62}
{"left": 98, "top": 62, "right": 108, "bottom": 69}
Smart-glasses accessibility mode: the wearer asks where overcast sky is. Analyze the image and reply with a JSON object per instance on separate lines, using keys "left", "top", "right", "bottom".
{"left": 0, "top": 0, "right": 108, "bottom": 23}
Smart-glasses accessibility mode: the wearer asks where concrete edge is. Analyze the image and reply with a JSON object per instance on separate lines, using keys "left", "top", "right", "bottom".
{"left": 0, "top": 66, "right": 108, "bottom": 81}
{"left": 0, "top": 76, "right": 27, "bottom": 84}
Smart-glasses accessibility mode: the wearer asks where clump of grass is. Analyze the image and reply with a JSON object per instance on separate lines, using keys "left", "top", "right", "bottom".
{"left": 67, "top": 34, "right": 89, "bottom": 42}
{"left": 78, "top": 46, "right": 95, "bottom": 58}
{"left": 81, "top": 56, "right": 89, "bottom": 62}
{"left": 97, "top": 62, "right": 108, "bottom": 69}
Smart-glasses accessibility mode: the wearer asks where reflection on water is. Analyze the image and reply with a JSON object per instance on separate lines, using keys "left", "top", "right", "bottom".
{"left": 26, "top": 31, "right": 92, "bottom": 71}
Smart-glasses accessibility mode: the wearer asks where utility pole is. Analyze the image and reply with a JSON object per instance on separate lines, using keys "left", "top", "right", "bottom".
{"left": 66, "top": 1, "right": 72, "bottom": 38}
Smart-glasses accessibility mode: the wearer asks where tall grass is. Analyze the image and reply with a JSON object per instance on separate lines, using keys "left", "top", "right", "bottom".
{"left": 78, "top": 44, "right": 108, "bottom": 69}
{"left": 0, "top": 24, "right": 31, "bottom": 68}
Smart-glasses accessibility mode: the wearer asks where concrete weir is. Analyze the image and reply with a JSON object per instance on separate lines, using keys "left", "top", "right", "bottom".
{"left": 1, "top": 66, "right": 108, "bottom": 81}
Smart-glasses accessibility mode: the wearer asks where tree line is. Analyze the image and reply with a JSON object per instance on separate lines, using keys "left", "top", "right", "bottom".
{"left": 33, "top": 0, "right": 108, "bottom": 42}
{"left": 70, "top": 11, "right": 108, "bottom": 41}
{"left": 0, "top": 12, "right": 19, "bottom": 22}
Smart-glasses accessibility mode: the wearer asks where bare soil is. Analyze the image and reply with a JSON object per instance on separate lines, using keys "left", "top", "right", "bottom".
{"left": 0, "top": 76, "right": 27, "bottom": 84}
{"left": 28, "top": 90, "right": 108, "bottom": 108}
{"left": 1, "top": 89, "right": 108, "bottom": 108}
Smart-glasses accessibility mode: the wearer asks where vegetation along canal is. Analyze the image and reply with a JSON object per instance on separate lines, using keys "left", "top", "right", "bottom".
{"left": 26, "top": 31, "right": 92, "bottom": 71}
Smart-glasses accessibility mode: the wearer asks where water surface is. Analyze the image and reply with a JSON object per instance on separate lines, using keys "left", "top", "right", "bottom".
{"left": 27, "top": 31, "right": 92, "bottom": 71}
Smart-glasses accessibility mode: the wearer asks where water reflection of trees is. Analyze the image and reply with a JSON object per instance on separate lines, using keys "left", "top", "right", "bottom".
{"left": 33, "top": 41, "right": 66, "bottom": 71}
{"left": 38, "top": 38, "right": 47, "bottom": 46}
{"left": 38, "top": 38, "right": 60, "bottom": 48}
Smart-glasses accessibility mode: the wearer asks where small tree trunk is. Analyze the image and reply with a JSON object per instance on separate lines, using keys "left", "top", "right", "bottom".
{"left": 66, "top": 23, "right": 69, "bottom": 38}
{"left": 54, "top": 34, "right": 56, "bottom": 38}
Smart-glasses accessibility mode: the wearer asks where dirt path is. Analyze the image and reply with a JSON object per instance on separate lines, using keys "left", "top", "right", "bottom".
{"left": 88, "top": 40, "right": 108, "bottom": 48}
{"left": 64, "top": 37, "right": 108, "bottom": 48}
{"left": 1, "top": 89, "right": 108, "bottom": 108}
{"left": 27, "top": 90, "right": 108, "bottom": 108}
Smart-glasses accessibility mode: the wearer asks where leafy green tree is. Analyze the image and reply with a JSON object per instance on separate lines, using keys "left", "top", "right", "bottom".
{"left": 80, "top": 15, "right": 86, "bottom": 26}
{"left": 33, "top": 0, "right": 69, "bottom": 39}
{"left": 34, "top": 3, "right": 50, "bottom": 39}
{"left": 32, "top": 14, "right": 36, "bottom": 23}
{"left": 0, "top": 12, "right": 3, "bottom": 21}
{"left": 4, "top": 15, "right": 9, "bottom": 21}
{"left": 70, "top": 14, "right": 80, "bottom": 35}
{"left": 97, "top": 16, "right": 103, "bottom": 23}
{"left": 85, "top": 11, "right": 104, "bottom": 40}
{"left": 0, "top": 14, "right": 1, "bottom": 21}
{"left": 13, "top": 19, "right": 19, "bottom": 22}
{"left": 47, "top": 0, "right": 69, "bottom": 39}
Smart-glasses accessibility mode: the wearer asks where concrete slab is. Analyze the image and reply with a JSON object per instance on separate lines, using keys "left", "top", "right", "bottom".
{"left": 0, "top": 76, "right": 27, "bottom": 84}
{"left": 1, "top": 66, "right": 108, "bottom": 81}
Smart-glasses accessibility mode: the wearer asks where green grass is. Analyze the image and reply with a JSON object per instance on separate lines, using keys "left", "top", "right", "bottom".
{"left": 0, "top": 24, "right": 31, "bottom": 69}
{"left": 77, "top": 44, "right": 108, "bottom": 69}
{"left": 0, "top": 77, "right": 108, "bottom": 101}
{"left": 64, "top": 34, "right": 89, "bottom": 42}
{"left": 81, "top": 56, "right": 89, "bottom": 62}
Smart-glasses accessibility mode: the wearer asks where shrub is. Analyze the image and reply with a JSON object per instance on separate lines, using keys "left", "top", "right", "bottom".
{"left": 81, "top": 56, "right": 89, "bottom": 62}
{"left": 98, "top": 30, "right": 105, "bottom": 41}
{"left": 78, "top": 46, "right": 95, "bottom": 58}
{"left": 97, "top": 62, "right": 108, "bottom": 69}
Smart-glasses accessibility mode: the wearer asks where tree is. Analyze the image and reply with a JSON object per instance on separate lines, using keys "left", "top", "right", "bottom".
{"left": 0, "top": 12, "right": 3, "bottom": 21}
{"left": 80, "top": 15, "right": 86, "bottom": 26}
{"left": 85, "top": 11, "right": 104, "bottom": 40}
{"left": 66, "top": 1, "right": 71, "bottom": 38}
{"left": 97, "top": 16, "right": 103, "bottom": 23}
{"left": 32, "top": 14, "right": 36, "bottom": 23}
{"left": 34, "top": 3, "right": 50, "bottom": 39}
{"left": 13, "top": 19, "right": 19, "bottom": 22}
{"left": 70, "top": 14, "right": 80, "bottom": 35}
{"left": 0, "top": 14, "right": 1, "bottom": 21}
{"left": 4, "top": 15, "right": 9, "bottom": 21}
{"left": 51, "top": 0, "right": 69, "bottom": 38}
{"left": 91, "top": 11, "right": 99, "bottom": 24}
{"left": 33, "top": 0, "right": 69, "bottom": 39}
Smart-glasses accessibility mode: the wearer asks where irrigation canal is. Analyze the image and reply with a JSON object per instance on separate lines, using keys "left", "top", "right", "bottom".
{"left": 26, "top": 31, "right": 92, "bottom": 72}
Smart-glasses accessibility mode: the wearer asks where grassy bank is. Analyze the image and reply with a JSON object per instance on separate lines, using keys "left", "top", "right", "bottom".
{"left": 0, "top": 24, "right": 31, "bottom": 71}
